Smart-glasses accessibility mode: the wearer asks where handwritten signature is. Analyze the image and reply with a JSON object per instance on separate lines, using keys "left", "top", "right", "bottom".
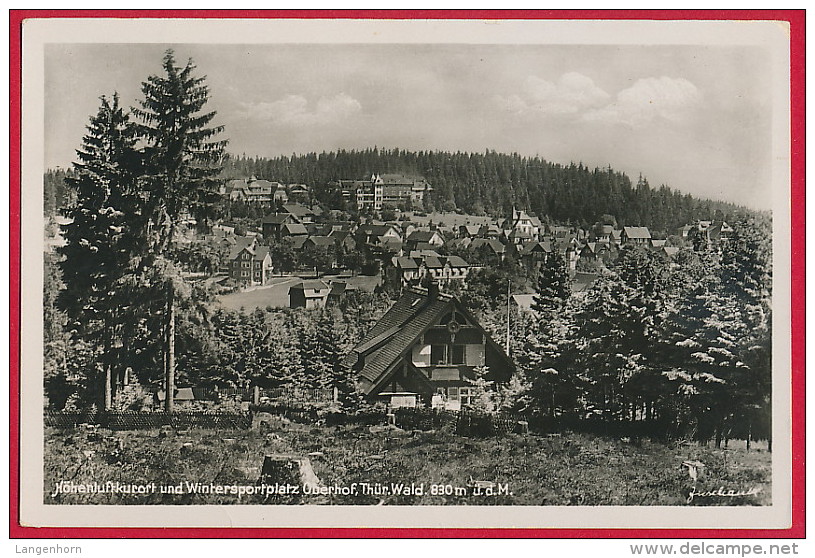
{"left": 687, "top": 485, "right": 761, "bottom": 504}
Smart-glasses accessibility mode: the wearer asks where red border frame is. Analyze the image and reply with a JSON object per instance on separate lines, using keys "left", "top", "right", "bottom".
{"left": 9, "top": 9, "right": 805, "bottom": 539}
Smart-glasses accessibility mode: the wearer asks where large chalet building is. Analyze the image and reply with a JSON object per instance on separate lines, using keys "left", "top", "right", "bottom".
{"left": 228, "top": 237, "right": 272, "bottom": 286}
{"left": 343, "top": 285, "right": 515, "bottom": 409}
{"left": 334, "top": 174, "right": 433, "bottom": 210}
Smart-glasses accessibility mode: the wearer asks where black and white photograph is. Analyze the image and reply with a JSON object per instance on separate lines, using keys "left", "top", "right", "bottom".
{"left": 19, "top": 16, "right": 793, "bottom": 530}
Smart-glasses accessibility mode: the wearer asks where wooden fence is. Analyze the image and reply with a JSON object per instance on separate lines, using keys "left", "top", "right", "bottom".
{"left": 45, "top": 410, "right": 252, "bottom": 430}
{"left": 394, "top": 407, "right": 527, "bottom": 436}
{"left": 195, "top": 386, "right": 335, "bottom": 405}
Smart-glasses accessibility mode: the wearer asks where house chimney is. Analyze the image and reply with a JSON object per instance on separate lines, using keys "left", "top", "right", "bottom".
{"left": 427, "top": 279, "right": 440, "bottom": 300}
{"left": 420, "top": 274, "right": 439, "bottom": 299}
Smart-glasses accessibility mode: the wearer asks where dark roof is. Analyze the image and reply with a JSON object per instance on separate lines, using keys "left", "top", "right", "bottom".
{"left": 471, "top": 238, "right": 506, "bottom": 253}
{"left": 282, "top": 203, "right": 315, "bottom": 218}
{"left": 344, "top": 288, "right": 513, "bottom": 393}
{"left": 460, "top": 225, "right": 481, "bottom": 236}
{"left": 623, "top": 226, "right": 651, "bottom": 239}
{"left": 306, "top": 235, "right": 335, "bottom": 247}
{"left": 227, "top": 237, "right": 257, "bottom": 259}
{"left": 329, "top": 230, "right": 352, "bottom": 241}
{"left": 343, "top": 289, "right": 452, "bottom": 385}
{"left": 253, "top": 246, "right": 270, "bottom": 261}
{"left": 520, "top": 241, "right": 552, "bottom": 255}
{"left": 282, "top": 223, "right": 308, "bottom": 235}
{"left": 446, "top": 237, "right": 472, "bottom": 250}
{"left": 288, "top": 236, "right": 308, "bottom": 249}
{"left": 289, "top": 280, "right": 331, "bottom": 294}
{"left": 394, "top": 256, "right": 420, "bottom": 269}
{"left": 262, "top": 213, "right": 294, "bottom": 225}
{"left": 358, "top": 224, "right": 398, "bottom": 237}
{"left": 407, "top": 230, "right": 440, "bottom": 242}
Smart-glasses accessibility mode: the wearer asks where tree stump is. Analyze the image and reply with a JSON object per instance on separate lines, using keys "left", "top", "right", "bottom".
{"left": 258, "top": 454, "right": 321, "bottom": 496}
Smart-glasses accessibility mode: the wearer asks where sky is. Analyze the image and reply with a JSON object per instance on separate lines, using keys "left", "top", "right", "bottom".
{"left": 45, "top": 42, "right": 774, "bottom": 209}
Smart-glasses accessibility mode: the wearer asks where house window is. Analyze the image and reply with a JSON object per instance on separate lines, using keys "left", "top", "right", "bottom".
{"left": 431, "top": 344, "right": 465, "bottom": 365}
{"left": 447, "top": 387, "right": 459, "bottom": 400}
{"left": 450, "top": 345, "right": 466, "bottom": 365}
{"left": 460, "top": 387, "right": 473, "bottom": 406}
{"left": 431, "top": 345, "right": 446, "bottom": 365}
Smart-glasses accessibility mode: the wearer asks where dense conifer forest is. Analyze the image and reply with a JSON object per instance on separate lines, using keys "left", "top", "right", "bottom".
{"left": 221, "top": 148, "right": 752, "bottom": 232}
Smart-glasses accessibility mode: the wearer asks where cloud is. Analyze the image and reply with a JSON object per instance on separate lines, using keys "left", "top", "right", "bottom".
{"left": 497, "top": 72, "right": 610, "bottom": 116}
{"left": 583, "top": 77, "right": 702, "bottom": 127}
{"left": 236, "top": 93, "right": 362, "bottom": 126}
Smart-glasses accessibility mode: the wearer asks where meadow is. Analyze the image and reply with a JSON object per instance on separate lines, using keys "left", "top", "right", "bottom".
{"left": 44, "top": 421, "right": 771, "bottom": 506}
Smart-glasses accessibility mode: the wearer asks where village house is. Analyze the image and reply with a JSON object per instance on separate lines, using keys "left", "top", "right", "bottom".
{"left": 286, "top": 183, "right": 310, "bottom": 202}
{"left": 579, "top": 241, "right": 615, "bottom": 269}
{"left": 343, "top": 285, "right": 515, "bottom": 409}
{"left": 227, "top": 177, "right": 281, "bottom": 205}
{"left": 355, "top": 223, "right": 402, "bottom": 245}
{"left": 445, "top": 236, "right": 472, "bottom": 252}
{"left": 507, "top": 208, "right": 541, "bottom": 244}
{"left": 591, "top": 223, "right": 615, "bottom": 244}
{"left": 478, "top": 223, "right": 504, "bottom": 239}
{"left": 228, "top": 237, "right": 272, "bottom": 286}
{"left": 261, "top": 212, "right": 299, "bottom": 241}
{"left": 288, "top": 280, "right": 346, "bottom": 309}
{"left": 282, "top": 203, "right": 316, "bottom": 224}
{"left": 406, "top": 230, "right": 445, "bottom": 251}
{"left": 469, "top": 237, "right": 507, "bottom": 262}
{"left": 273, "top": 184, "right": 289, "bottom": 204}
{"left": 390, "top": 254, "right": 472, "bottom": 289}
{"left": 621, "top": 226, "right": 652, "bottom": 246}
{"left": 692, "top": 220, "right": 733, "bottom": 245}
{"left": 519, "top": 240, "right": 552, "bottom": 272}
{"left": 328, "top": 229, "right": 357, "bottom": 252}
{"left": 281, "top": 223, "right": 309, "bottom": 238}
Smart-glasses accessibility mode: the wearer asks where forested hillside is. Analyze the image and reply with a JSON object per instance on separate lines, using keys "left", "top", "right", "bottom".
{"left": 223, "top": 148, "right": 751, "bottom": 233}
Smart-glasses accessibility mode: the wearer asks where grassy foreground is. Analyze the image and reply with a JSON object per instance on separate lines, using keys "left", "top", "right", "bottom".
{"left": 44, "top": 422, "right": 771, "bottom": 506}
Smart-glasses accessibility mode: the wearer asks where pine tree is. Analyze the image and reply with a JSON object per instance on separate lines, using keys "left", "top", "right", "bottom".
{"left": 58, "top": 93, "right": 144, "bottom": 409}
{"left": 531, "top": 251, "right": 570, "bottom": 314}
{"left": 133, "top": 50, "right": 226, "bottom": 412}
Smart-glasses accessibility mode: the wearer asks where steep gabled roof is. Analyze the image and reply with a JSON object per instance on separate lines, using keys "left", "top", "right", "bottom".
{"left": 445, "top": 255, "right": 470, "bottom": 268}
{"left": 471, "top": 237, "right": 506, "bottom": 254}
{"left": 407, "top": 230, "right": 440, "bottom": 242}
{"left": 227, "top": 236, "right": 257, "bottom": 260}
{"left": 623, "top": 226, "right": 652, "bottom": 239}
{"left": 306, "top": 235, "right": 335, "bottom": 247}
{"left": 262, "top": 213, "right": 295, "bottom": 225}
{"left": 520, "top": 241, "right": 552, "bottom": 255}
{"left": 343, "top": 289, "right": 453, "bottom": 385}
{"left": 282, "top": 203, "right": 315, "bottom": 218}
{"left": 253, "top": 246, "right": 270, "bottom": 262}
{"left": 344, "top": 288, "right": 514, "bottom": 393}
{"left": 287, "top": 236, "right": 308, "bottom": 250}
{"left": 282, "top": 223, "right": 309, "bottom": 235}
{"left": 393, "top": 256, "right": 420, "bottom": 270}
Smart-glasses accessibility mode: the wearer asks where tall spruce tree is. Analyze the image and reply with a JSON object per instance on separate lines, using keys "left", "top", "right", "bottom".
{"left": 59, "top": 94, "right": 144, "bottom": 409}
{"left": 531, "top": 251, "right": 571, "bottom": 314}
{"left": 133, "top": 50, "right": 226, "bottom": 412}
